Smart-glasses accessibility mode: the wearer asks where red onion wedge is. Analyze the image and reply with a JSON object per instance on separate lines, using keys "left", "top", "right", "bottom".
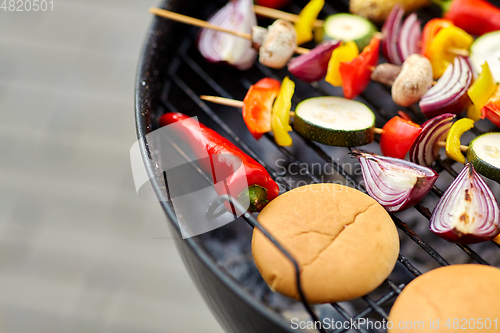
{"left": 197, "top": 0, "right": 257, "bottom": 70}
{"left": 409, "top": 113, "right": 456, "bottom": 167}
{"left": 430, "top": 164, "right": 500, "bottom": 244}
{"left": 288, "top": 40, "right": 341, "bottom": 83}
{"left": 419, "top": 56, "right": 473, "bottom": 118}
{"left": 382, "top": 5, "right": 404, "bottom": 65}
{"left": 397, "top": 13, "right": 421, "bottom": 62}
{"left": 382, "top": 6, "right": 421, "bottom": 65}
{"left": 352, "top": 150, "right": 439, "bottom": 212}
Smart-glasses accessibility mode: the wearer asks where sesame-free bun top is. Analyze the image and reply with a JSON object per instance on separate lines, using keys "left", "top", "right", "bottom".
{"left": 388, "top": 264, "right": 500, "bottom": 332}
{"left": 251, "top": 183, "right": 399, "bottom": 304}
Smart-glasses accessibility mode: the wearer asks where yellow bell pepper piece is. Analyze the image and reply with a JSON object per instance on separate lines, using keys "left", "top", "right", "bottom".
{"left": 445, "top": 118, "right": 475, "bottom": 164}
{"left": 295, "top": 0, "right": 324, "bottom": 45}
{"left": 271, "top": 76, "right": 295, "bottom": 146}
{"left": 467, "top": 62, "right": 497, "bottom": 121}
{"left": 325, "top": 41, "right": 359, "bottom": 87}
{"left": 313, "top": 26, "right": 324, "bottom": 44}
{"left": 466, "top": 104, "right": 478, "bottom": 121}
{"left": 429, "top": 25, "right": 473, "bottom": 79}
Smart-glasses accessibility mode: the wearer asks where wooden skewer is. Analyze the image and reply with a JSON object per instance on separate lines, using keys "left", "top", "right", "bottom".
{"left": 253, "top": 5, "right": 324, "bottom": 28}
{"left": 149, "top": 7, "right": 309, "bottom": 55}
{"left": 435, "top": 141, "right": 469, "bottom": 152}
{"left": 201, "top": 95, "right": 296, "bottom": 117}
{"left": 202, "top": 96, "right": 469, "bottom": 152}
{"left": 448, "top": 47, "right": 470, "bottom": 57}
{"left": 201, "top": 96, "right": 244, "bottom": 108}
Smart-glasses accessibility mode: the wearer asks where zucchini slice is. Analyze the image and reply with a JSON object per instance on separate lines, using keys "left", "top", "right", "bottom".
{"left": 467, "top": 133, "right": 500, "bottom": 183}
{"left": 471, "top": 31, "right": 500, "bottom": 83}
{"left": 323, "top": 13, "right": 377, "bottom": 51}
{"left": 293, "top": 97, "right": 375, "bottom": 147}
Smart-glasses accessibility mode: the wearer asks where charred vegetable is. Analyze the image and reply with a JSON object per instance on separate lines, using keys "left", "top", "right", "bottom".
{"left": 430, "top": 163, "right": 500, "bottom": 244}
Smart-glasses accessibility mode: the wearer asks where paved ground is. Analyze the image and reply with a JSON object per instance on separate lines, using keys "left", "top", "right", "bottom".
{"left": 0, "top": 1, "right": 223, "bottom": 332}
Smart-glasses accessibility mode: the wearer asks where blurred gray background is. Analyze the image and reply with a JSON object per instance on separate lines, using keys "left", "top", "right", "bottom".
{"left": 0, "top": 1, "right": 222, "bottom": 332}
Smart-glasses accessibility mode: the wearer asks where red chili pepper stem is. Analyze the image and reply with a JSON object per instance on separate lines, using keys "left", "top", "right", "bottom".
{"left": 239, "top": 185, "right": 270, "bottom": 212}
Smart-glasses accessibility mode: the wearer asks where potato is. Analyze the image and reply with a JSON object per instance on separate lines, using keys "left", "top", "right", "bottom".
{"left": 392, "top": 54, "right": 433, "bottom": 107}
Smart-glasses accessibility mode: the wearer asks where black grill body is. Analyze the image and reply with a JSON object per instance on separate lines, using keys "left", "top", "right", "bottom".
{"left": 135, "top": 1, "right": 500, "bottom": 332}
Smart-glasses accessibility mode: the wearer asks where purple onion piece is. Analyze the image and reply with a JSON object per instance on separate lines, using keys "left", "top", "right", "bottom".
{"left": 421, "top": 59, "right": 454, "bottom": 99}
{"left": 288, "top": 40, "right": 341, "bottom": 83}
{"left": 381, "top": 5, "right": 397, "bottom": 62}
{"left": 407, "top": 18, "right": 422, "bottom": 56}
{"left": 419, "top": 56, "right": 473, "bottom": 118}
{"left": 382, "top": 5, "right": 404, "bottom": 65}
{"left": 197, "top": 0, "right": 257, "bottom": 70}
{"left": 397, "top": 13, "right": 420, "bottom": 61}
{"left": 409, "top": 113, "right": 456, "bottom": 167}
{"left": 352, "top": 150, "right": 439, "bottom": 212}
{"left": 430, "top": 164, "right": 500, "bottom": 244}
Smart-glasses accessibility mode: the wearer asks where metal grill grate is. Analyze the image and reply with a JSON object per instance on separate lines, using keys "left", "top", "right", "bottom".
{"left": 145, "top": 1, "right": 500, "bottom": 332}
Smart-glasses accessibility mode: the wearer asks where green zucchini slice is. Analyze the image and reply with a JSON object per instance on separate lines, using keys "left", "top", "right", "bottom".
{"left": 293, "top": 97, "right": 375, "bottom": 147}
{"left": 323, "top": 13, "right": 377, "bottom": 51}
{"left": 471, "top": 31, "right": 500, "bottom": 84}
{"left": 467, "top": 133, "right": 500, "bottom": 183}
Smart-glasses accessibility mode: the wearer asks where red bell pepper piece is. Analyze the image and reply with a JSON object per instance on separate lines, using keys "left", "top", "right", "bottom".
{"left": 255, "top": 0, "right": 291, "bottom": 9}
{"left": 435, "top": 0, "right": 500, "bottom": 36}
{"left": 380, "top": 116, "right": 422, "bottom": 159}
{"left": 242, "top": 78, "right": 281, "bottom": 140}
{"left": 483, "top": 87, "right": 500, "bottom": 128}
{"left": 483, "top": 105, "right": 500, "bottom": 128}
{"left": 421, "top": 18, "right": 453, "bottom": 59}
{"left": 339, "top": 37, "right": 380, "bottom": 100}
{"left": 159, "top": 112, "right": 280, "bottom": 212}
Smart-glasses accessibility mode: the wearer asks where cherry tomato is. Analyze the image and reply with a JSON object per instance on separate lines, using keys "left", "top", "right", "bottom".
{"left": 380, "top": 116, "right": 422, "bottom": 159}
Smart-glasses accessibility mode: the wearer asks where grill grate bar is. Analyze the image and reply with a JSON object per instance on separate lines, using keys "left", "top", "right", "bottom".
{"left": 330, "top": 303, "right": 371, "bottom": 333}
{"left": 361, "top": 296, "right": 389, "bottom": 319}
{"left": 397, "top": 254, "right": 421, "bottom": 277}
{"left": 385, "top": 279, "right": 405, "bottom": 294}
{"left": 392, "top": 214, "right": 450, "bottom": 266}
{"left": 331, "top": 290, "right": 400, "bottom": 333}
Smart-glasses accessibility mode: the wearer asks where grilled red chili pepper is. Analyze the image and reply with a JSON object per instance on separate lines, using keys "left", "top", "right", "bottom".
{"left": 159, "top": 112, "right": 280, "bottom": 212}
{"left": 339, "top": 37, "right": 380, "bottom": 100}
{"left": 242, "top": 78, "right": 281, "bottom": 140}
{"left": 434, "top": 0, "right": 500, "bottom": 36}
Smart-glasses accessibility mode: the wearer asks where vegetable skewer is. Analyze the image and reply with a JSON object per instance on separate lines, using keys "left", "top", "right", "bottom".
{"left": 151, "top": 6, "right": 472, "bottom": 101}
{"left": 254, "top": 6, "right": 470, "bottom": 57}
{"left": 253, "top": 4, "right": 324, "bottom": 27}
{"left": 149, "top": 7, "right": 310, "bottom": 55}
{"left": 200, "top": 95, "right": 468, "bottom": 152}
